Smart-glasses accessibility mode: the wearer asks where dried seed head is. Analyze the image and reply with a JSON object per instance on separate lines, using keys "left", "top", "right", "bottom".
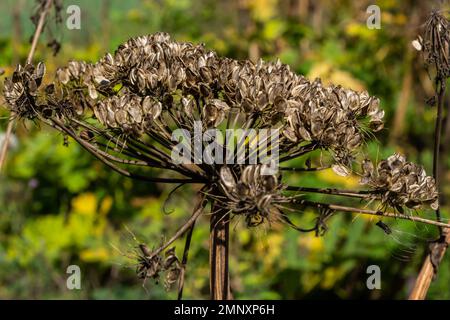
{"left": 418, "top": 11, "right": 450, "bottom": 79}
{"left": 136, "top": 245, "right": 181, "bottom": 289}
{"left": 219, "top": 164, "right": 283, "bottom": 227}
{"left": 360, "top": 154, "right": 439, "bottom": 210}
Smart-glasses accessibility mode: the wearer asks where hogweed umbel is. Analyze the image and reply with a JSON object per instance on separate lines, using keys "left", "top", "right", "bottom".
{"left": 3, "top": 33, "right": 448, "bottom": 299}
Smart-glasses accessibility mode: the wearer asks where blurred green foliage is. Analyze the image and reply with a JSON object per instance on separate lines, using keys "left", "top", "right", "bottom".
{"left": 0, "top": 0, "right": 449, "bottom": 299}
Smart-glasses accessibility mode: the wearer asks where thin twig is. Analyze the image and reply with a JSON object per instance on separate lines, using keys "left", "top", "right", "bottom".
{"left": 177, "top": 218, "right": 196, "bottom": 300}
{"left": 27, "top": 0, "right": 53, "bottom": 65}
{"left": 291, "top": 199, "right": 450, "bottom": 229}
{"left": 281, "top": 166, "right": 330, "bottom": 172}
{"left": 0, "top": 0, "right": 53, "bottom": 172}
{"left": 286, "top": 185, "right": 378, "bottom": 199}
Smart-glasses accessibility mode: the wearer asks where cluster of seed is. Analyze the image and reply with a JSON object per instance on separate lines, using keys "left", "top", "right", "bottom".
{"left": 3, "top": 33, "right": 439, "bottom": 216}
{"left": 219, "top": 164, "right": 284, "bottom": 227}
{"left": 4, "top": 33, "right": 384, "bottom": 161}
{"left": 136, "top": 245, "right": 181, "bottom": 289}
{"left": 93, "top": 93, "right": 162, "bottom": 136}
{"left": 283, "top": 80, "right": 383, "bottom": 161}
{"left": 360, "top": 154, "right": 439, "bottom": 210}
{"left": 414, "top": 11, "right": 450, "bottom": 80}
{"left": 3, "top": 63, "right": 46, "bottom": 119}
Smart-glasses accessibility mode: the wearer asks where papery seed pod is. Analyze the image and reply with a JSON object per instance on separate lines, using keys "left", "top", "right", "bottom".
{"left": 332, "top": 164, "right": 350, "bottom": 177}
{"left": 34, "top": 62, "right": 46, "bottom": 86}
{"left": 220, "top": 166, "right": 236, "bottom": 190}
{"left": 361, "top": 154, "right": 438, "bottom": 210}
{"left": 56, "top": 68, "right": 70, "bottom": 84}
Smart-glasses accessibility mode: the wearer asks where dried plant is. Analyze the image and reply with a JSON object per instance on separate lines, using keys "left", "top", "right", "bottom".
{"left": 3, "top": 33, "right": 449, "bottom": 300}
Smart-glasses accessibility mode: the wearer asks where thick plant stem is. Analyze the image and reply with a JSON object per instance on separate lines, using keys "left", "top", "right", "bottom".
{"left": 409, "top": 230, "right": 449, "bottom": 300}
{"left": 209, "top": 205, "right": 230, "bottom": 300}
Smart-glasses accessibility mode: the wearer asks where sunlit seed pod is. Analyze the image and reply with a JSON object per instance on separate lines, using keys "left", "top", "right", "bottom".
{"left": 93, "top": 104, "right": 107, "bottom": 125}
{"left": 93, "top": 67, "right": 109, "bottom": 85}
{"left": 346, "top": 91, "right": 359, "bottom": 111}
{"left": 68, "top": 61, "right": 80, "bottom": 79}
{"left": 87, "top": 84, "right": 98, "bottom": 99}
{"left": 332, "top": 164, "right": 350, "bottom": 177}
{"left": 361, "top": 159, "right": 374, "bottom": 176}
{"left": 56, "top": 68, "right": 70, "bottom": 84}
{"left": 257, "top": 92, "right": 268, "bottom": 110}
{"left": 407, "top": 183, "right": 421, "bottom": 193}
{"left": 199, "top": 66, "right": 212, "bottom": 83}
{"left": 283, "top": 128, "right": 298, "bottom": 143}
{"left": 257, "top": 194, "right": 273, "bottom": 210}
{"left": 106, "top": 105, "right": 118, "bottom": 128}
{"left": 129, "top": 68, "right": 137, "bottom": 85}
{"left": 203, "top": 103, "right": 221, "bottom": 127}
{"left": 137, "top": 69, "right": 147, "bottom": 92}
{"left": 147, "top": 73, "right": 158, "bottom": 90}
{"left": 220, "top": 166, "right": 236, "bottom": 190}
{"left": 151, "top": 101, "right": 162, "bottom": 120}
{"left": 347, "top": 134, "right": 361, "bottom": 150}
{"left": 34, "top": 62, "right": 46, "bottom": 86}
{"left": 369, "top": 120, "right": 384, "bottom": 132}
{"left": 105, "top": 53, "right": 114, "bottom": 65}
{"left": 297, "top": 126, "right": 312, "bottom": 141}
{"left": 387, "top": 153, "right": 405, "bottom": 170}
{"left": 390, "top": 181, "right": 404, "bottom": 193}
{"left": 181, "top": 96, "right": 195, "bottom": 117}
{"left": 115, "top": 109, "right": 129, "bottom": 126}
{"left": 127, "top": 103, "right": 143, "bottom": 124}
{"left": 141, "top": 96, "right": 153, "bottom": 114}
{"left": 241, "top": 165, "right": 256, "bottom": 185}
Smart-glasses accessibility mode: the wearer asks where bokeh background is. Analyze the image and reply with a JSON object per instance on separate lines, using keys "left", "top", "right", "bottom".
{"left": 0, "top": 0, "right": 449, "bottom": 299}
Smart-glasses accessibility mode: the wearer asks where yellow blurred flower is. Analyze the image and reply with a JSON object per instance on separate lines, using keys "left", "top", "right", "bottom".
{"left": 80, "top": 247, "right": 110, "bottom": 263}
{"left": 72, "top": 193, "right": 97, "bottom": 216}
{"left": 298, "top": 233, "right": 324, "bottom": 253}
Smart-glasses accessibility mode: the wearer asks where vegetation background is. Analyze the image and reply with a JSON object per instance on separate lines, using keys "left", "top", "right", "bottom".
{"left": 0, "top": 0, "right": 449, "bottom": 299}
